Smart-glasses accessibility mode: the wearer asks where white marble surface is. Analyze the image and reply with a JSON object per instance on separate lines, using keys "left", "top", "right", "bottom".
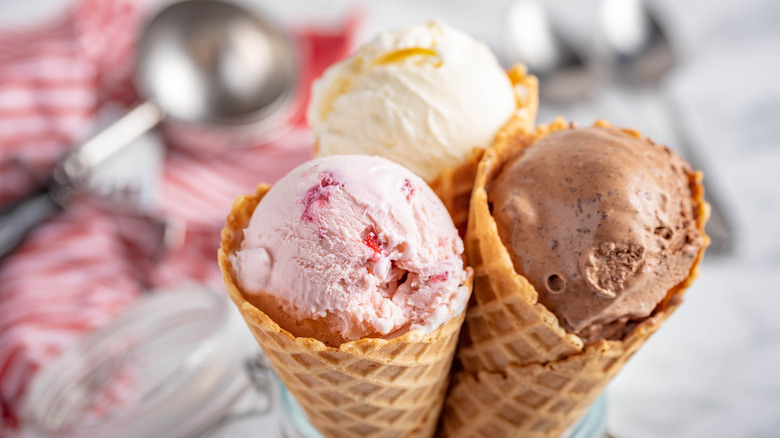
{"left": 3, "top": 0, "right": 778, "bottom": 437}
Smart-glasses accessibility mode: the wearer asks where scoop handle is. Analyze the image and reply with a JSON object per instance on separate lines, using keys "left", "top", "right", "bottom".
{"left": 0, "top": 184, "right": 63, "bottom": 260}
{"left": 0, "top": 101, "right": 164, "bottom": 261}
{"left": 66, "top": 101, "right": 164, "bottom": 177}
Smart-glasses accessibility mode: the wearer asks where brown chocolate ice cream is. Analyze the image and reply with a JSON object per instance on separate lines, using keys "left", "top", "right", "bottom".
{"left": 488, "top": 125, "right": 704, "bottom": 344}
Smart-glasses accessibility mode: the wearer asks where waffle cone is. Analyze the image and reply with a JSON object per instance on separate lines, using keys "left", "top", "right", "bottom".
{"left": 430, "top": 65, "right": 539, "bottom": 236}
{"left": 439, "top": 119, "right": 710, "bottom": 437}
{"left": 218, "top": 185, "right": 471, "bottom": 438}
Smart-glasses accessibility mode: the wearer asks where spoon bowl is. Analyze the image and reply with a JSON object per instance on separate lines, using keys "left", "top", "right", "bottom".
{"left": 595, "top": 0, "right": 674, "bottom": 85}
{"left": 137, "top": 0, "right": 297, "bottom": 125}
{"left": 504, "top": 0, "right": 602, "bottom": 104}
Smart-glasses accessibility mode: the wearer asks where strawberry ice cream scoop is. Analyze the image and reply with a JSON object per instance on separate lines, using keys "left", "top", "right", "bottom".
{"left": 229, "top": 155, "right": 470, "bottom": 346}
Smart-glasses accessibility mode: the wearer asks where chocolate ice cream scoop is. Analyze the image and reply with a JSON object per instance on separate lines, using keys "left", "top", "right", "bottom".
{"left": 488, "top": 125, "right": 704, "bottom": 344}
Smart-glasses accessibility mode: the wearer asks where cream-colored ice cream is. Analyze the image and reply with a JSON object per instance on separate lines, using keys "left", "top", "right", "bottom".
{"left": 307, "top": 20, "right": 517, "bottom": 182}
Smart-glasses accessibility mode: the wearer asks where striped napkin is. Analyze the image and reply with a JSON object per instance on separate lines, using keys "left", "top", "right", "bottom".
{"left": 0, "top": 0, "right": 356, "bottom": 432}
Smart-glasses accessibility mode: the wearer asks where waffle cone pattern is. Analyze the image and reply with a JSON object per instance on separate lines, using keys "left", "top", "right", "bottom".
{"left": 218, "top": 185, "right": 471, "bottom": 438}
{"left": 430, "top": 64, "right": 539, "bottom": 237}
{"left": 440, "top": 119, "right": 710, "bottom": 437}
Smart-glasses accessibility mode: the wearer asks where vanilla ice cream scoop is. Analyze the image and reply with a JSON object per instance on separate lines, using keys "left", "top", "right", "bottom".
{"left": 307, "top": 20, "right": 517, "bottom": 182}
{"left": 229, "top": 155, "right": 469, "bottom": 346}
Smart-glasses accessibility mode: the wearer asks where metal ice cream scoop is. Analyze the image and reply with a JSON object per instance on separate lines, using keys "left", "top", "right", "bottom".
{"left": 0, "top": 0, "right": 298, "bottom": 259}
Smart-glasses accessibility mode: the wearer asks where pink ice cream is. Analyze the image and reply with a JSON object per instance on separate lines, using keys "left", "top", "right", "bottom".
{"left": 229, "top": 155, "right": 469, "bottom": 346}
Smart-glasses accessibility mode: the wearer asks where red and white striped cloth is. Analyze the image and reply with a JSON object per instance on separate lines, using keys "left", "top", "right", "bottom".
{"left": 0, "top": 0, "right": 357, "bottom": 433}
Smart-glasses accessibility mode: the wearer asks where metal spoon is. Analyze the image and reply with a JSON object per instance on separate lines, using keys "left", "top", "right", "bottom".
{"left": 0, "top": 0, "right": 298, "bottom": 259}
{"left": 503, "top": 0, "right": 602, "bottom": 104}
{"left": 596, "top": 0, "right": 734, "bottom": 255}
